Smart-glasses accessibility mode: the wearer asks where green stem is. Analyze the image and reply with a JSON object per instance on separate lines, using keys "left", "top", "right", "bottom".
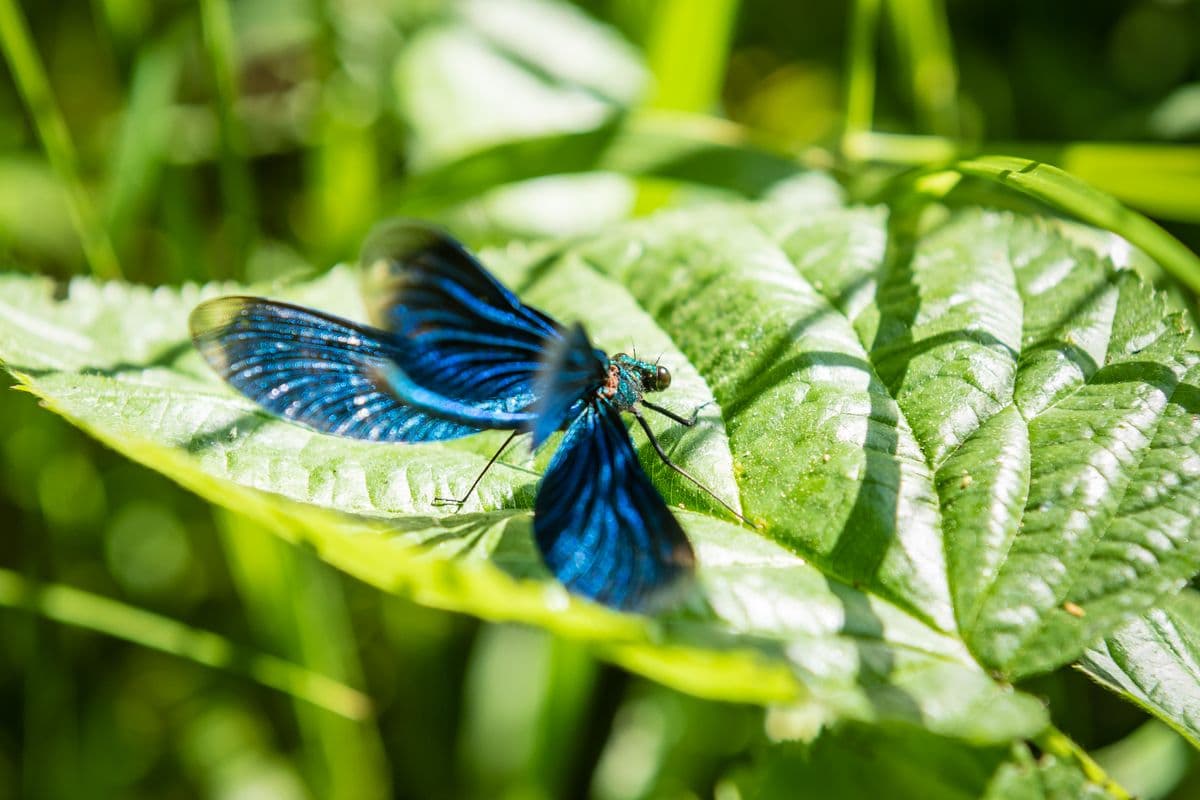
{"left": 0, "top": 0, "right": 123, "bottom": 279}
{"left": 0, "top": 567, "right": 373, "bottom": 720}
{"left": 644, "top": 0, "right": 740, "bottom": 113}
{"left": 1034, "top": 728, "right": 1132, "bottom": 800}
{"left": 844, "top": 129, "right": 959, "bottom": 163}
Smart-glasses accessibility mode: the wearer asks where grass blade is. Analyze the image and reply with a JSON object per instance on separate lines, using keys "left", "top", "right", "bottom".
{"left": 0, "top": 566, "right": 373, "bottom": 721}
{"left": 458, "top": 626, "right": 599, "bottom": 798}
{"left": 846, "top": 132, "right": 1200, "bottom": 223}
{"left": 217, "top": 510, "right": 390, "bottom": 799}
{"left": 104, "top": 33, "right": 184, "bottom": 252}
{"left": 198, "top": 0, "right": 256, "bottom": 276}
{"left": 858, "top": 136, "right": 1200, "bottom": 292}
{"left": 1057, "top": 142, "right": 1200, "bottom": 223}
{"left": 0, "top": 0, "right": 122, "bottom": 279}
{"left": 1093, "top": 722, "right": 1192, "bottom": 800}
{"left": 952, "top": 155, "right": 1200, "bottom": 293}
{"left": 885, "top": 0, "right": 960, "bottom": 136}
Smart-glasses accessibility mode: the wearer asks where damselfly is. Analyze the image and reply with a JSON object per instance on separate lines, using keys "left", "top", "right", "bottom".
{"left": 190, "top": 221, "right": 743, "bottom": 610}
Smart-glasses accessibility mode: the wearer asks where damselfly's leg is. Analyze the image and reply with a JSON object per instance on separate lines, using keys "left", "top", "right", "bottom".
{"left": 434, "top": 430, "right": 520, "bottom": 511}
{"left": 641, "top": 399, "right": 712, "bottom": 427}
{"left": 632, "top": 409, "right": 747, "bottom": 525}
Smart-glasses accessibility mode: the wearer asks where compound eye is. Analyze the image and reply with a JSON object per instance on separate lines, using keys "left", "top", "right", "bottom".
{"left": 654, "top": 365, "right": 671, "bottom": 391}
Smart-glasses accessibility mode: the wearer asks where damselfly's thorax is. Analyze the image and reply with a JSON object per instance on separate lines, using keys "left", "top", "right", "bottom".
{"left": 600, "top": 353, "right": 672, "bottom": 411}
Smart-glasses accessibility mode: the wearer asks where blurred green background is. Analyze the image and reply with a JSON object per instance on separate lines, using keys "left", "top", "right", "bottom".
{"left": 1, "top": 1, "right": 1200, "bottom": 798}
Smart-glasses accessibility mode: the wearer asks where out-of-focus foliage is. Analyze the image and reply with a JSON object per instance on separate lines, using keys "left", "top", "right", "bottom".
{"left": 1, "top": 0, "right": 1200, "bottom": 799}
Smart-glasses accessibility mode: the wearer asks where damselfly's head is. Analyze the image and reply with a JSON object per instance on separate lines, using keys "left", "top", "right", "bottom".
{"left": 611, "top": 353, "right": 671, "bottom": 394}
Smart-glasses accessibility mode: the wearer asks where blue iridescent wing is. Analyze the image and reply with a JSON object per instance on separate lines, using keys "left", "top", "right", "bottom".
{"left": 190, "top": 296, "right": 491, "bottom": 442}
{"left": 361, "top": 220, "right": 561, "bottom": 416}
{"left": 534, "top": 401, "right": 695, "bottom": 610}
{"left": 530, "top": 322, "right": 608, "bottom": 448}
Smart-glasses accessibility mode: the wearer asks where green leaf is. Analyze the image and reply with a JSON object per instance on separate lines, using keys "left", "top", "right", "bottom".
{"left": 394, "top": 112, "right": 818, "bottom": 217}
{"left": 390, "top": 6, "right": 822, "bottom": 221}
{"left": 721, "top": 725, "right": 1123, "bottom": 800}
{"left": 760, "top": 204, "right": 1200, "bottom": 673}
{"left": 983, "top": 744, "right": 1120, "bottom": 800}
{"left": 395, "top": 0, "right": 645, "bottom": 169}
{"left": 1079, "top": 589, "right": 1200, "bottom": 749}
{"left": 3, "top": 199, "right": 1197, "bottom": 743}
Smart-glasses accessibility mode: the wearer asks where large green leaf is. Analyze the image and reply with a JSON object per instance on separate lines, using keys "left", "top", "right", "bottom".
{"left": 2, "top": 200, "right": 1198, "bottom": 742}
{"left": 1079, "top": 589, "right": 1200, "bottom": 749}
{"left": 753, "top": 205, "right": 1200, "bottom": 678}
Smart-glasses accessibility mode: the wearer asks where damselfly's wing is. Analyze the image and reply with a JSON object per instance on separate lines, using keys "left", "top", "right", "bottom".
{"left": 361, "top": 220, "right": 561, "bottom": 416}
{"left": 190, "top": 297, "right": 488, "bottom": 442}
{"left": 534, "top": 401, "right": 695, "bottom": 610}
{"left": 530, "top": 322, "right": 608, "bottom": 448}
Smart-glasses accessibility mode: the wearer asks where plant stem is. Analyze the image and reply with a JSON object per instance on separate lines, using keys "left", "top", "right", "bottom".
{"left": 1034, "top": 727, "right": 1132, "bottom": 800}
{"left": 0, "top": 0, "right": 123, "bottom": 279}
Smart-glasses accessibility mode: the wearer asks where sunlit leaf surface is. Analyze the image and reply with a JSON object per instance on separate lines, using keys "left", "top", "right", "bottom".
{"left": 3, "top": 199, "right": 1198, "bottom": 743}
{"left": 1080, "top": 589, "right": 1200, "bottom": 749}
